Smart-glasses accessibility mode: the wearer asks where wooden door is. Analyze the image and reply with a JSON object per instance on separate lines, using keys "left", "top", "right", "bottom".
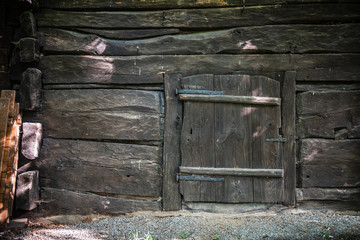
{"left": 177, "top": 74, "right": 283, "bottom": 203}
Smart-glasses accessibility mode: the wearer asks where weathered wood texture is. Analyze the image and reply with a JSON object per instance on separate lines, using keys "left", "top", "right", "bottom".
{"left": 162, "top": 74, "right": 182, "bottom": 211}
{"left": 179, "top": 167, "right": 283, "bottom": 177}
{"left": 38, "top": 138, "right": 162, "bottom": 197}
{"left": 180, "top": 74, "right": 282, "bottom": 203}
{"left": 300, "top": 139, "right": 360, "bottom": 188}
{"left": 296, "top": 83, "right": 360, "bottom": 92}
{"left": 20, "top": 11, "right": 36, "bottom": 38}
{"left": 72, "top": 28, "right": 180, "bottom": 40}
{"left": 40, "top": 187, "right": 161, "bottom": 216}
{"left": 296, "top": 67, "right": 360, "bottom": 81}
{"left": 38, "top": 54, "right": 360, "bottom": 85}
{"left": 38, "top": 24, "right": 360, "bottom": 55}
{"left": 36, "top": 5, "right": 360, "bottom": 29}
{"left": 19, "top": 38, "right": 40, "bottom": 63}
{"left": 178, "top": 94, "right": 281, "bottom": 105}
{"left": 20, "top": 68, "right": 42, "bottom": 110}
{"left": 41, "top": 89, "right": 164, "bottom": 141}
{"left": 0, "top": 91, "right": 21, "bottom": 227}
{"left": 281, "top": 71, "right": 296, "bottom": 206}
{"left": 38, "top": 0, "right": 360, "bottom": 9}
{"left": 296, "top": 188, "right": 360, "bottom": 201}
{"left": 297, "top": 90, "right": 360, "bottom": 139}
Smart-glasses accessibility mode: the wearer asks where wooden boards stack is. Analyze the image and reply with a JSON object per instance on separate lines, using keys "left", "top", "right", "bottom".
{"left": 0, "top": 90, "right": 21, "bottom": 228}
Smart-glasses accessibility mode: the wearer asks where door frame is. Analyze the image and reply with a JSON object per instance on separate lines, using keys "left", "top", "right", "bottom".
{"left": 162, "top": 72, "right": 296, "bottom": 211}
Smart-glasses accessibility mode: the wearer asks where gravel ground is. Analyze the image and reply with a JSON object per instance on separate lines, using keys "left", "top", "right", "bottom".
{"left": 1, "top": 210, "right": 359, "bottom": 240}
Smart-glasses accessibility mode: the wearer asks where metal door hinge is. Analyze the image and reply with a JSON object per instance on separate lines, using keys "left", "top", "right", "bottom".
{"left": 266, "top": 138, "right": 287, "bottom": 142}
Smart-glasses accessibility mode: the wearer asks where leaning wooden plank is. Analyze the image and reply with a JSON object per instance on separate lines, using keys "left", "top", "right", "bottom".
{"left": 178, "top": 94, "right": 281, "bottom": 106}
{"left": 38, "top": 24, "right": 360, "bottom": 55}
{"left": 162, "top": 74, "right": 182, "bottom": 211}
{"left": 300, "top": 139, "right": 360, "bottom": 188}
{"left": 41, "top": 89, "right": 163, "bottom": 141}
{"left": 1, "top": 91, "right": 15, "bottom": 119}
{"left": 40, "top": 187, "right": 161, "bottom": 216}
{"left": 36, "top": 5, "right": 360, "bottom": 29}
{"left": 38, "top": 54, "right": 360, "bottom": 84}
{"left": 296, "top": 188, "right": 360, "bottom": 201}
{"left": 179, "top": 167, "right": 284, "bottom": 177}
{"left": 38, "top": 138, "right": 162, "bottom": 197}
{"left": 0, "top": 99, "right": 10, "bottom": 169}
{"left": 297, "top": 90, "right": 360, "bottom": 139}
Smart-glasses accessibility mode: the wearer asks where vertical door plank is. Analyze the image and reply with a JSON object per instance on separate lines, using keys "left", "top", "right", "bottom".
{"left": 0, "top": 99, "right": 10, "bottom": 169}
{"left": 282, "top": 71, "right": 296, "bottom": 205}
{"left": 180, "top": 74, "right": 215, "bottom": 202}
{"left": 251, "top": 76, "right": 283, "bottom": 203}
{"left": 162, "top": 74, "right": 182, "bottom": 211}
{"left": 214, "top": 75, "right": 253, "bottom": 203}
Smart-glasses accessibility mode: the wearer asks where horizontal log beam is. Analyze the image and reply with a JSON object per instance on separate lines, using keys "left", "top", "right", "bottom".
{"left": 40, "top": 187, "right": 161, "bottom": 216}
{"left": 296, "top": 188, "right": 360, "bottom": 201}
{"left": 36, "top": 4, "right": 360, "bottom": 29}
{"left": 179, "top": 166, "right": 284, "bottom": 178}
{"left": 41, "top": 89, "right": 163, "bottom": 141}
{"left": 37, "top": 0, "right": 360, "bottom": 9}
{"left": 38, "top": 24, "right": 360, "bottom": 55}
{"left": 297, "top": 90, "right": 360, "bottom": 138}
{"left": 38, "top": 54, "right": 360, "bottom": 85}
{"left": 37, "top": 138, "right": 163, "bottom": 197}
{"left": 300, "top": 139, "right": 360, "bottom": 188}
{"left": 178, "top": 94, "right": 281, "bottom": 106}
{"left": 72, "top": 28, "right": 180, "bottom": 40}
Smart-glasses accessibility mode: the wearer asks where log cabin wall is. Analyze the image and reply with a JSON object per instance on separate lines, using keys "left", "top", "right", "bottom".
{"left": 13, "top": 0, "right": 360, "bottom": 215}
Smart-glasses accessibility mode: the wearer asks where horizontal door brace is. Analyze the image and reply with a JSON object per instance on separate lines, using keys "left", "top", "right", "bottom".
{"left": 179, "top": 166, "right": 284, "bottom": 178}
{"left": 175, "top": 89, "right": 224, "bottom": 95}
{"left": 178, "top": 94, "right": 281, "bottom": 106}
{"left": 177, "top": 175, "right": 225, "bottom": 182}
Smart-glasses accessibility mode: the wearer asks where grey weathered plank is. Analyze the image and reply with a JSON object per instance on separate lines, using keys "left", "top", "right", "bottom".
{"left": 162, "top": 74, "right": 182, "bottom": 211}
{"left": 213, "top": 75, "right": 253, "bottom": 203}
{"left": 296, "top": 83, "right": 360, "bottom": 92}
{"left": 300, "top": 139, "right": 360, "bottom": 188}
{"left": 0, "top": 99, "right": 10, "bottom": 170}
{"left": 40, "top": 187, "right": 161, "bottom": 216}
{"left": 180, "top": 74, "right": 215, "bottom": 202}
{"left": 297, "top": 90, "right": 360, "bottom": 139}
{"left": 178, "top": 94, "right": 281, "bottom": 105}
{"left": 36, "top": 5, "right": 360, "bottom": 29}
{"left": 38, "top": 138, "right": 162, "bottom": 197}
{"left": 179, "top": 167, "right": 283, "bottom": 177}
{"left": 37, "top": 0, "right": 359, "bottom": 9}
{"left": 43, "top": 84, "right": 164, "bottom": 91}
{"left": 296, "top": 66, "right": 360, "bottom": 81}
{"left": 41, "top": 89, "right": 163, "bottom": 141}
{"left": 296, "top": 188, "right": 360, "bottom": 201}
{"left": 250, "top": 76, "right": 282, "bottom": 203}
{"left": 38, "top": 24, "right": 360, "bottom": 55}
{"left": 281, "top": 71, "right": 296, "bottom": 206}
{"left": 38, "top": 54, "right": 360, "bottom": 84}
{"left": 73, "top": 28, "right": 180, "bottom": 40}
